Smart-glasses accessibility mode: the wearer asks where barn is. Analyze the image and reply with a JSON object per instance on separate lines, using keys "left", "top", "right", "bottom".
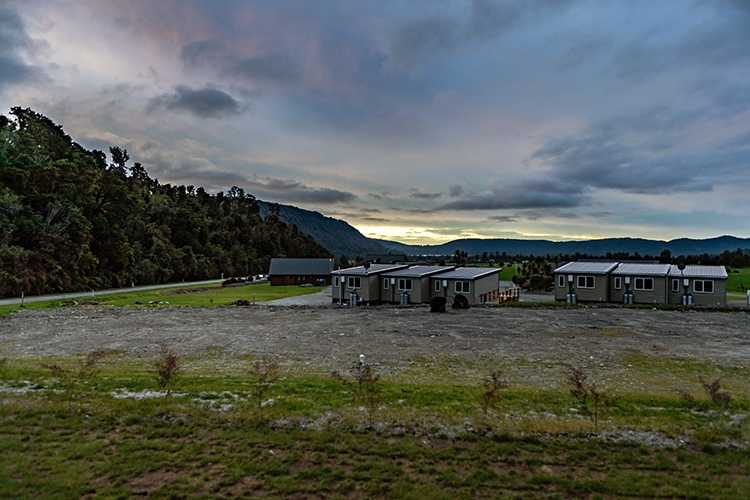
{"left": 267, "top": 258, "right": 334, "bottom": 286}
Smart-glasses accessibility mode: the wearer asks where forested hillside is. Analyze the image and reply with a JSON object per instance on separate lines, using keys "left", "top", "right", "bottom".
{"left": 0, "top": 107, "right": 330, "bottom": 298}
{"left": 257, "top": 201, "right": 388, "bottom": 257}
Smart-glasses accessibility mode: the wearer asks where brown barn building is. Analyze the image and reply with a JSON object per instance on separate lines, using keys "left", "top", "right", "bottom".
{"left": 268, "top": 258, "right": 334, "bottom": 286}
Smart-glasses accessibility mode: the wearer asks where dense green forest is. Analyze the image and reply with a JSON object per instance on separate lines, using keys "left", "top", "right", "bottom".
{"left": 0, "top": 107, "right": 331, "bottom": 298}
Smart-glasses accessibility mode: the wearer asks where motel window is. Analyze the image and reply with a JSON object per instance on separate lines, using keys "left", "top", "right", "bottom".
{"left": 558, "top": 275, "right": 565, "bottom": 288}
{"left": 634, "top": 278, "right": 654, "bottom": 291}
{"left": 694, "top": 280, "right": 714, "bottom": 293}
{"left": 383, "top": 278, "right": 389, "bottom": 290}
{"left": 672, "top": 279, "right": 680, "bottom": 293}
{"left": 398, "top": 278, "right": 413, "bottom": 291}
{"left": 347, "top": 276, "right": 361, "bottom": 289}
{"left": 613, "top": 277, "right": 621, "bottom": 290}
{"left": 456, "top": 281, "right": 471, "bottom": 293}
{"left": 334, "top": 276, "right": 340, "bottom": 287}
{"left": 435, "top": 281, "right": 441, "bottom": 292}
{"left": 577, "top": 276, "right": 595, "bottom": 289}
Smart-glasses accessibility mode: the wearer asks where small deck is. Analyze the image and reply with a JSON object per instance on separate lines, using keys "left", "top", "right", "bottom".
{"left": 482, "top": 286, "right": 521, "bottom": 303}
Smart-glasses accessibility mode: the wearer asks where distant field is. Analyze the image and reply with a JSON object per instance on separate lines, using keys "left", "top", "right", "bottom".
{"left": 0, "top": 283, "right": 323, "bottom": 319}
{"left": 497, "top": 265, "right": 518, "bottom": 281}
{"left": 726, "top": 267, "right": 750, "bottom": 294}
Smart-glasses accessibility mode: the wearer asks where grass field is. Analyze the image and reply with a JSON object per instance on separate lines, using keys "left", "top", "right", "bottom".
{"left": 726, "top": 267, "right": 750, "bottom": 294}
{"left": 0, "top": 283, "right": 324, "bottom": 319}
{"left": 1, "top": 355, "right": 748, "bottom": 498}
{"left": 498, "top": 265, "right": 518, "bottom": 282}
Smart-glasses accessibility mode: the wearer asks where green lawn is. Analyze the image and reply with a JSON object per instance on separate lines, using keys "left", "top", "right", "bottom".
{"left": 498, "top": 265, "right": 519, "bottom": 282}
{"left": 726, "top": 267, "right": 750, "bottom": 294}
{"left": 0, "top": 356, "right": 748, "bottom": 498}
{"left": 0, "top": 283, "right": 326, "bottom": 319}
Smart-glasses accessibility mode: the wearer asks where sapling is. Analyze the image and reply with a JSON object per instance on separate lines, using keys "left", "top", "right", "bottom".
{"left": 40, "top": 349, "right": 111, "bottom": 404}
{"left": 0, "top": 356, "right": 7, "bottom": 380}
{"left": 699, "top": 375, "right": 731, "bottom": 409}
{"left": 248, "top": 357, "right": 280, "bottom": 420}
{"left": 332, "top": 360, "right": 382, "bottom": 430}
{"left": 154, "top": 345, "right": 180, "bottom": 400}
{"left": 672, "top": 387, "right": 697, "bottom": 405}
{"left": 565, "top": 365, "right": 613, "bottom": 433}
{"left": 479, "top": 369, "right": 509, "bottom": 423}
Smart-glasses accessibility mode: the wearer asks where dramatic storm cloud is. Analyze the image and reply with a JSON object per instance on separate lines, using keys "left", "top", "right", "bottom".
{"left": 149, "top": 85, "right": 242, "bottom": 118}
{"left": 2, "top": 0, "right": 749, "bottom": 243}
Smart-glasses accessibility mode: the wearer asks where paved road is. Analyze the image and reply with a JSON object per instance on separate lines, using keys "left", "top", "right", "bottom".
{"left": 0, "top": 279, "right": 225, "bottom": 307}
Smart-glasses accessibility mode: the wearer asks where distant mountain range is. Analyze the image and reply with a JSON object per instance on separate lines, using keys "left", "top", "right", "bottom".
{"left": 377, "top": 236, "right": 750, "bottom": 258}
{"left": 258, "top": 201, "right": 750, "bottom": 258}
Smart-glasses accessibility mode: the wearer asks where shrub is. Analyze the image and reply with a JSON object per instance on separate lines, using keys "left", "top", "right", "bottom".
{"left": 332, "top": 360, "right": 382, "bottom": 430}
{"left": 699, "top": 375, "right": 731, "bottom": 409}
{"left": 248, "top": 357, "right": 280, "bottom": 420}
{"left": 565, "top": 365, "right": 614, "bottom": 432}
{"left": 479, "top": 370, "right": 508, "bottom": 423}
{"left": 40, "top": 349, "right": 112, "bottom": 403}
{"left": 154, "top": 345, "right": 180, "bottom": 400}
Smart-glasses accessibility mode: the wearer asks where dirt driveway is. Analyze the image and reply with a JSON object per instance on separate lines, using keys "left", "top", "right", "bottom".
{"left": 2, "top": 303, "right": 748, "bottom": 391}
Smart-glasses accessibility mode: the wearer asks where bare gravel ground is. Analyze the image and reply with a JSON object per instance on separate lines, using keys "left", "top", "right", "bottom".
{"left": 1, "top": 299, "right": 749, "bottom": 394}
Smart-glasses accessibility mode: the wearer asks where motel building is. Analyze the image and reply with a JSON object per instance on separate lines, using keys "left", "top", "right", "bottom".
{"left": 554, "top": 261, "right": 728, "bottom": 306}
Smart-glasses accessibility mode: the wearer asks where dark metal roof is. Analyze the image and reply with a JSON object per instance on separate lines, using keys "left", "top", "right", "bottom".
{"left": 331, "top": 264, "right": 408, "bottom": 276}
{"left": 268, "top": 258, "right": 333, "bottom": 276}
{"left": 554, "top": 261, "right": 619, "bottom": 275}
{"left": 429, "top": 267, "right": 500, "bottom": 280}
{"left": 611, "top": 263, "right": 671, "bottom": 276}
{"left": 381, "top": 265, "right": 455, "bottom": 278}
{"left": 364, "top": 254, "right": 409, "bottom": 264}
{"left": 669, "top": 265, "right": 728, "bottom": 279}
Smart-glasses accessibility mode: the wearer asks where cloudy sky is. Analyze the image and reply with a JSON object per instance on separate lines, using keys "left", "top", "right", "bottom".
{"left": 2, "top": 0, "right": 749, "bottom": 244}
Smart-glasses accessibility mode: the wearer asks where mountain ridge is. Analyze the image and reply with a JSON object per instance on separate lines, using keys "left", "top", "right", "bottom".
{"left": 256, "top": 201, "right": 749, "bottom": 258}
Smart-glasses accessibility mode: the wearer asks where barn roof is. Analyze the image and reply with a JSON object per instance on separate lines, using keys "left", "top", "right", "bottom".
{"left": 268, "top": 258, "right": 334, "bottom": 276}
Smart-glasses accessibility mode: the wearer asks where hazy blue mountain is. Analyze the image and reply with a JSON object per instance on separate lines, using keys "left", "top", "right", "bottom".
{"left": 256, "top": 200, "right": 749, "bottom": 258}
{"left": 377, "top": 236, "right": 750, "bottom": 258}
{"left": 257, "top": 201, "right": 388, "bottom": 257}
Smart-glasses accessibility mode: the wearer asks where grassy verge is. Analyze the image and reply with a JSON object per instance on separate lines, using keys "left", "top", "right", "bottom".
{"left": 0, "top": 283, "right": 326, "bottom": 319}
{"left": 1, "top": 356, "right": 748, "bottom": 498}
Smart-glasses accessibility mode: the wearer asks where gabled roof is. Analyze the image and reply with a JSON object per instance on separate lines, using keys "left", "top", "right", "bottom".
{"left": 332, "top": 264, "right": 408, "bottom": 276}
{"left": 554, "top": 261, "right": 619, "bottom": 275}
{"left": 430, "top": 267, "right": 500, "bottom": 280}
{"left": 612, "top": 263, "right": 671, "bottom": 276}
{"left": 364, "top": 254, "right": 409, "bottom": 264}
{"left": 268, "top": 258, "right": 334, "bottom": 276}
{"left": 381, "top": 265, "right": 455, "bottom": 278}
{"left": 669, "top": 265, "right": 728, "bottom": 279}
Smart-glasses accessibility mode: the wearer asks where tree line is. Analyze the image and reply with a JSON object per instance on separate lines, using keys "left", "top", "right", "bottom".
{"left": 0, "top": 107, "right": 331, "bottom": 298}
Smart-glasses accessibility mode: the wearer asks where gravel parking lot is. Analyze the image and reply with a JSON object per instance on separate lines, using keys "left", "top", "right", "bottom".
{"left": 2, "top": 294, "right": 749, "bottom": 393}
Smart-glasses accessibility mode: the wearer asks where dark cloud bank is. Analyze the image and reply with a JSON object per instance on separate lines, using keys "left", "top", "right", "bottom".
{"left": 148, "top": 85, "right": 241, "bottom": 118}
